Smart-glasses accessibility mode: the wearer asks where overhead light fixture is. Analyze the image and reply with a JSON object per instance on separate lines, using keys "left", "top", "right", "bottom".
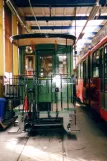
{"left": 25, "top": 46, "right": 33, "bottom": 54}
{"left": 6, "top": 0, "right": 29, "bottom": 33}
{"left": 88, "top": 2, "right": 101, "bottom": 20}
{"left": 76, "top": 0, "right": 101, "bottom": 45}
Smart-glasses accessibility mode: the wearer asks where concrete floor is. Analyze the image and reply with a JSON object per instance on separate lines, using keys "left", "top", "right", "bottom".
{"left": 0, "top": 105, "right": 107, "bottom": 161}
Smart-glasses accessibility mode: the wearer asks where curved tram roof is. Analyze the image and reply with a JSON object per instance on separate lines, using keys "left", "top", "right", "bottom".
{"left": 10, "top": 33, "right": 76, "bottom": 46}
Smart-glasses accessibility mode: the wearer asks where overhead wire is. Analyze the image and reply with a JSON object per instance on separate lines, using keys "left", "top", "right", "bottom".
{"left": 28, "top": 0, "right": 42, "bottom": 34}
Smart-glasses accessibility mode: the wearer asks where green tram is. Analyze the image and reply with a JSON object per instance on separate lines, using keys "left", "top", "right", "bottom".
{"left": 10, "top": 33, "right": 76, "bottom": 133}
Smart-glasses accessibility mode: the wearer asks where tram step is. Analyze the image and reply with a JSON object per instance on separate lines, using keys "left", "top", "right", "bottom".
{"left": 33, "top": 123, "right": 62, "bottom": 126}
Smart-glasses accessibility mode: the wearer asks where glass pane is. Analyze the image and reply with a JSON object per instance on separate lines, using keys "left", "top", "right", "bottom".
{"left": 83, "top": 61, "right": 86, "bottom": 85}
{"left": 92, "top": 51, "right": 100, "bottom": 77}
{"left": 80, "top": 63, "right": 83, "bottom": 78}
{"left": 104, "top": 46, "right": 107, "bottom": 92}
{"left": 78, "top": 64, "right": 81, "bottom": 78}
{"left": 40, "top": 56, "right": 52, "bottom": 77}
{"left": 25, "top": 55, "right": 35, "bottom": 77}
{"left": 100, "top": 49, "right": 104, "bottom": 91}
{"left": 58, "top": 55, "right": 67, "bottom": 74}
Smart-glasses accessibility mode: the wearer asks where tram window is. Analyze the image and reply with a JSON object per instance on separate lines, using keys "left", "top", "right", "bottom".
{"left": 76, "top": 66, "right": 78, "bottom": 85}
{"left": 80, "top": 63, "right": 83, "bottom": 78}
{"left": 83, "top": 60, "right": 86, "bottom": 85}
{"left": 40, "top": 56, "right": 52, "bottom": 77}
{"left": 104, "top": 46, "right": 107, "bottom": 92}
{"left": 58, "top": 55, "right": 67, "bottom": 74}
{"left": 92, "top": 51, "right": 100, "bottom": 77}
{"left": 78, "top": 64, "right": 81, "bottom": 78}
{"left": 25, "top": 55, "right": 35, "bottom": 77}
{"left": 100, "top": 48, "right": 104, "bottom": 91}
{"left": 77, "top": 66, "right": 79, "bottom": 78}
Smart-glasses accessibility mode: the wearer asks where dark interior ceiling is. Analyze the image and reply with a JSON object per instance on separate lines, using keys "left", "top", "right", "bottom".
{"left": 13, "top": 0, "right": 106, "bottom": 7}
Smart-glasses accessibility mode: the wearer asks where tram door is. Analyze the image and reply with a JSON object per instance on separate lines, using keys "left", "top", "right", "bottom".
{"left": 36, "top": 50, "right": 53, "bottom": 111}
{"left": 36, "top": 50, "right": 73, "bottom": 111}
{"left": 101, "top": 45, "right": 107, "bottom": 111}
{"left": 104, "top": 46, "right": 107, "bottom": 110}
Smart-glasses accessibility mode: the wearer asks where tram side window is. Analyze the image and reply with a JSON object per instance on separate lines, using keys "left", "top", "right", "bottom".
{"left": 83, "top": 60, "right": 86, "bottom": 85}
{"left": 100, "top": 48, "right": 104, "bottom": 91}
{"left": 92, "top": 51, "right": 100, "bottom": 78}
{"left": 78, "top": 64, "right": 81, "bottom": 78}
{"left": 80, "top": 63, "right": 83, "bottom": 78}
{"left": 25, "top": 55, "right": 35, "bottom": 77}
{"left": 75, "top": 66, "right": 78, "bottom": 85}
{"left": 58, "top": 55, "right": 67, "bottom": 74}
{"left": 104, "top": 46, "right": 107, "bottom": 92}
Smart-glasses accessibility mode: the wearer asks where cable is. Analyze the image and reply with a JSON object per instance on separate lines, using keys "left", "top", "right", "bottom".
{"left": 28, "top": 0, "right": 42, "bottom": 34}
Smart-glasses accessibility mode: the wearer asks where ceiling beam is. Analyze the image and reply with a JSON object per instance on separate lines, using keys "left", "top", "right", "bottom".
{"left": 18, "top": 4, "right": 107, "bottom": 7}
{"left": 17, "top": 4, "right": 95, "bottom": 7}
{"left": 31, "top": 25, "right": 103, "bottom": 30}
{"left": 25, "top": 16, "right": 107, "bottom": 21}
{"left": 42, "top": 8, "right": 45, "bottom": 16}
{"left": 14, "top": 0, "right": 106, "bottom": 7}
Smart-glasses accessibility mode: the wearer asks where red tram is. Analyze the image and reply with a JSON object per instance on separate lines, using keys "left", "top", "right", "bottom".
{"left": 76, "top": 35, "right": 107, "bottom": 121}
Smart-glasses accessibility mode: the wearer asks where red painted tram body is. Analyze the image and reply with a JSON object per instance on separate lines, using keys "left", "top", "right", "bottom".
{"left": 76, "top": 36, "right": 107, "bottom": 121}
